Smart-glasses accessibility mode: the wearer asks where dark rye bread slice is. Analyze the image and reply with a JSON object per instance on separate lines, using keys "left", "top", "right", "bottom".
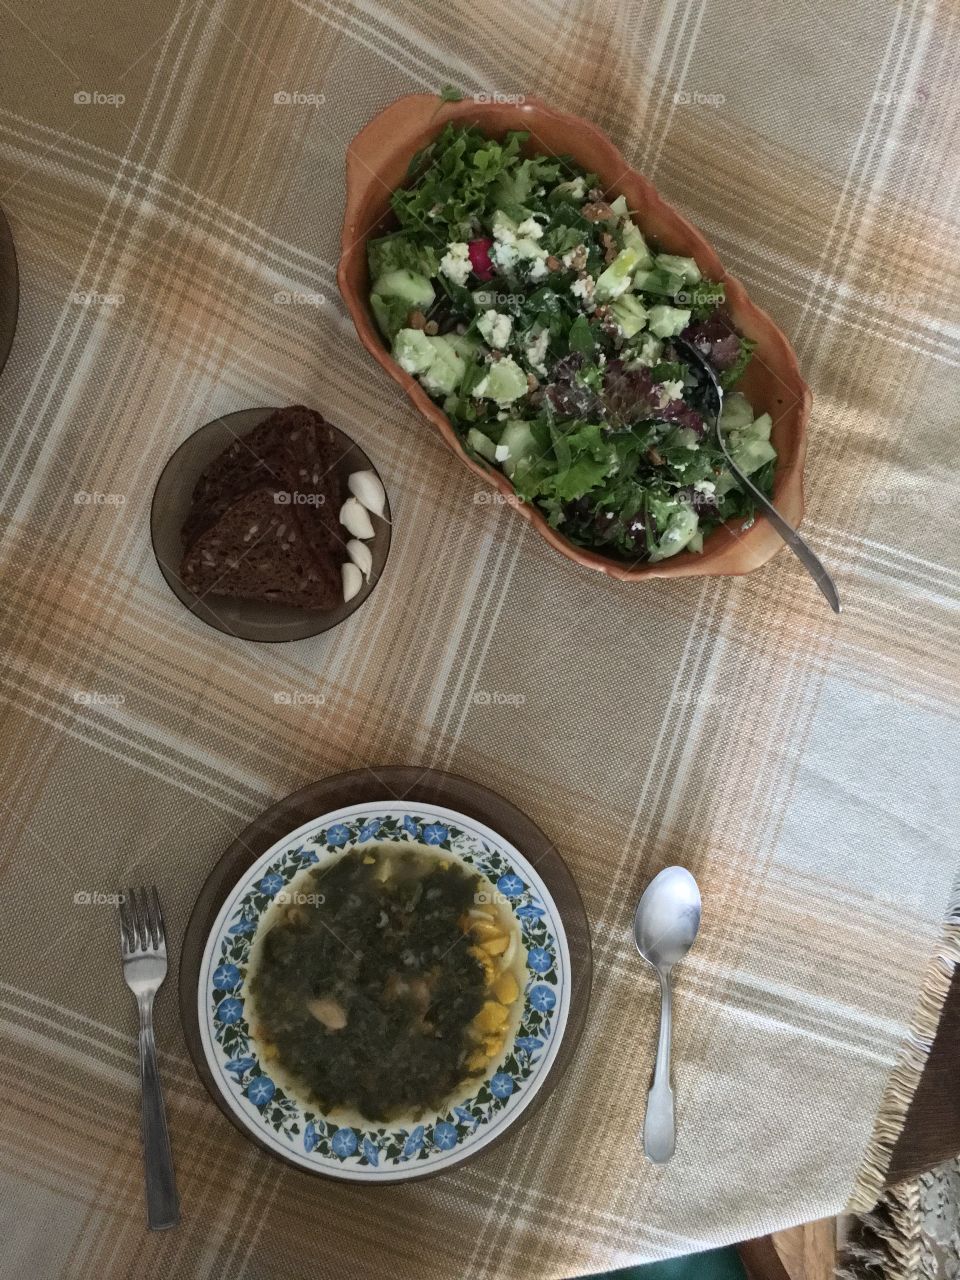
{"left": 183, "top": 405, "right": 346, "bottom": 547}
{"left": 180, "top": 486, "right": 340, "bottom": 609}
{"left": 183, "top": 410, "right": 290, "bottom": 545}
{"left": 279, "top": 412, "right": 346, "bottom": 569}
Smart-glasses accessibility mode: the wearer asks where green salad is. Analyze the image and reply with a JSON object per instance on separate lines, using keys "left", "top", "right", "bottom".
{"left": 367, "top": 124, "right": 777, "bottom": 560}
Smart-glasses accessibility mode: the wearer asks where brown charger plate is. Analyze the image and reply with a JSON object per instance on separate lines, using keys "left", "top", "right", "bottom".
{"left": 179, "top": 766, "right": 592, "bottom": 1180}
{"left": 0, "top": 206, "right": 19, "bottom": 380}
{"left": 151, "top": 407, "right": 391, "bottom": 643}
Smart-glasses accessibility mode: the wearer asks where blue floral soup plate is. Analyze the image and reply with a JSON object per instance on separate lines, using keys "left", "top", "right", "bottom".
{"left": 198, "top": 800, "right": 571, "bottom": 1181}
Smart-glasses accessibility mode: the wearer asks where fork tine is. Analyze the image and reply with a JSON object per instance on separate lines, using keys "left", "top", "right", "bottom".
{"left": 149, "top": 887, "right": 165, "bottom": 948}
{"left": 118, "top": 891, "right": 135, "bottom": 951}
{"left": 131, "top": 887, "right": 149, "bottom": 950}
{"left": 143, "top": 887, "right": 161, "bottom": 949}
{"left": 138, "top": 887, "right": 155, "bottom": 950}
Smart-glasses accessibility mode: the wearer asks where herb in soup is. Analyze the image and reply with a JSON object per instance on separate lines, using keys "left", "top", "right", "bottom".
{"left": 247, "top": 844, "right": 521, "bottom": 1122}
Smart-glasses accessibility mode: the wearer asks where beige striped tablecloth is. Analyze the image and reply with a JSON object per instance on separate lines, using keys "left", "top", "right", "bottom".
{"left": 1, "top": 2, "right": 958, "bottom": 1277}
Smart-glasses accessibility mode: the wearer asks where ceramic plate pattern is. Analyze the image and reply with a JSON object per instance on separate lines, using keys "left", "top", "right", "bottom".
{"left": 198, "top": 801, "right": 571, "bottom": 1180}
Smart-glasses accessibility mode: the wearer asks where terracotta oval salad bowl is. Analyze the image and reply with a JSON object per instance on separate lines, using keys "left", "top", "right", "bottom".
{"left": 338, "top": 93, "right": 810, "bottom": 583}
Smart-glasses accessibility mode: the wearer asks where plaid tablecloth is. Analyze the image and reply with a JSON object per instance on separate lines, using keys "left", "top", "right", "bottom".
{"left": 1, "top": 2, "right": 958, "bottom": 1277}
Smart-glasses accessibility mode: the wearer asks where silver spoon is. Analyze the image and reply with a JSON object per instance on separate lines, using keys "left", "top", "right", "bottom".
{"left": 674, "top": 336, "right": 841, "bottom": 614}
{"left": 633, "top": 865, "right": 702, "bottom": 1163}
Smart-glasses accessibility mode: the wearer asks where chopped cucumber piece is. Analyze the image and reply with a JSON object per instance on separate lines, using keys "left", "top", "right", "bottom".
{"left": 474, "top": 356, "right": 528, "bottom": 406}
{"left": 371, "top": 269, "right": 435, "bottom": 310}
{"left": 718, "top": 392, "right": 754, "bottom": 432}
{"left": 610, "top": 294, "right": 649, "bottom": 338}
{"left": 497, "top": 419, "right": 538, "bottom": 478}
{"left": 649, "top": 503, "right": 700, "bottom": 561}
{"left": 730, "top": 435, "right": 777, "bottom": 475}
{"left": 420, "top": 336, "right": 465, "bottom": 395}
{"left": 746, "top": 412, "right": 773, "bottom": 442}
{"left": 594, "top": 247, "right": 642, "bottom": 302}
{"left": 647, "top": 304, "right": 692, "bottom": 338}
{"left": 392, "top": 329, "right": 464, "bottom": 395}
{"left": 632, "top": 267, "right": 685, "bottom": 297}
{"left": 466, "top": 428, "right": 498, "bottom": 462}
{"left": 654, "top": 253, "right": 702, "bottom": 285}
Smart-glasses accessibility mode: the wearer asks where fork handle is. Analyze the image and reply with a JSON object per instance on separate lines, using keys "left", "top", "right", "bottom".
{"left": 137, "top": 994, "right": 180, "bottom": 1229}
{"left": 724, "top": 455, "right": 841, "bottom": 613}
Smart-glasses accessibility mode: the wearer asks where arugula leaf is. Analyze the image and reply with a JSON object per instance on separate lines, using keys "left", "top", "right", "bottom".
{"left": 719, "top": 337, "right": 756, "bottom": 389}
{"left": 439, "top": 85, "right": 464, "bottom": 102}
{"left": 370, "top": 293, "right": 412, "bottom": 341}
{"left": 368, "top": 232, "right": 439, "bottom": 281}
{"left": 567, "top": 314, "right": 594, "bottom": 357}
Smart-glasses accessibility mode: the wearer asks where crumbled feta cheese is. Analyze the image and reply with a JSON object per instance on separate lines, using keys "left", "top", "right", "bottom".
{"left": 655, "top": 378, "right": 685, "bottom": 408}
{"left": 477, "top": 309, "right": 512, "bottom": 350}
{"left": 562, "top": 244, "right": 588, "bottom": 269}
{"left": 516, "top": 216, "right": 543, "bottom": 240}
{"left": 570, "top": 275, "right": 596, "bottom": 311}
{"left": 492, "top": 211, "right": 516, "bottom": 244}
{"left": 527, "top": 257, "right": 549, "bottom": 280}
{"left": 494, "top": 444, "right": 510, "bottom": 462}
{"left": 693, "top": 480, "right": 716, "bottom": 494}
{"left": 491, "top": 240, "right": 519, "bottom": 271}
{"left": 439, "top": 242, "right": 471, "bottom": 286}
{"left": 524, "top": 328, "right": 549, "bottom": 374}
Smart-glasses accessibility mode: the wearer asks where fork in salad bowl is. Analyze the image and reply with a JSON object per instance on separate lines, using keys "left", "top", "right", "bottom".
{"left": 119, "top": 887, "right": 180, "bottom": 1230}
{"left": 675, "top": 336, "right": 840, "bottom": 613}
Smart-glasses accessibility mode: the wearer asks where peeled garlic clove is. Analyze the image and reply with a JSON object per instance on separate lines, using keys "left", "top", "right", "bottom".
{"left": 339, "top": 497, "right": 375, "bottom": 539}
{"left": 342, "top": 561, "right": 363, "bottom": 602}
{"left": 348, "top": 470, "right": 387, "bottom": 518}
{"left": 346, "top": 538, "right": 372, "bottom": 580}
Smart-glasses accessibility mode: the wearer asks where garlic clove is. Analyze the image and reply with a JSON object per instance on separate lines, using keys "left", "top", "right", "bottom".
{"left": 347, "top": 470, "right": 387, "bottom": 518}
{"left": 339, "top": 497, "right": 375, "bottom": 540}
{"left": 342, "top": 561, "right": 363, "bottom": 602}
{"left": 346, "top": 538, "right": 372, "bottom": 580}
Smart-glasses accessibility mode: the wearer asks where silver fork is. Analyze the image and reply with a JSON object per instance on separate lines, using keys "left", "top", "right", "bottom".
{"left": 119, "top": 887, "right": 180, "bottom": 1230}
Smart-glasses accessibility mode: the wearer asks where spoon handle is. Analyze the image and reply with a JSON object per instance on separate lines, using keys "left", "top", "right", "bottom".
{"left": 644, "top": 970, "right": 675, "bottom": 1163}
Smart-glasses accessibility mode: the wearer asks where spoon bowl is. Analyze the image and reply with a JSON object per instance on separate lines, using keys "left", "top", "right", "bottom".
{"left": 633, "top": 865, "right": 702, "bottom": 970}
